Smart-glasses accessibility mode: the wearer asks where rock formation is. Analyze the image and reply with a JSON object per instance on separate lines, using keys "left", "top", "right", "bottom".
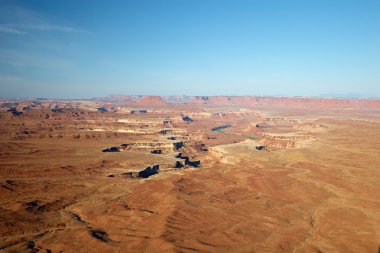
{"left": 137, "top": 96, "right": 165, "bottom": 105}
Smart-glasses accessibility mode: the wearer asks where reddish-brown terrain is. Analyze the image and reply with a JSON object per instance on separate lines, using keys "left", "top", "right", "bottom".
{"left": 0, "top": 96, "right": 379, "bottom": 252}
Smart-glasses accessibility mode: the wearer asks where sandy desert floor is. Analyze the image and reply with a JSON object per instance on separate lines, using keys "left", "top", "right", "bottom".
{"left": 0, "top": 98, "right": 379, "bottom": 252}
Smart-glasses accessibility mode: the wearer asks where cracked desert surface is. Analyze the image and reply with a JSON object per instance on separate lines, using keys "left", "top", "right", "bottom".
{"left": 0, "top": 96, "right": 379, "bottom": 252}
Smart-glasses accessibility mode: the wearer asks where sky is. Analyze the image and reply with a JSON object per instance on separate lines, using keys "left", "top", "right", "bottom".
{"left": 0, "top": 0, "right": 379, "bottom": 98}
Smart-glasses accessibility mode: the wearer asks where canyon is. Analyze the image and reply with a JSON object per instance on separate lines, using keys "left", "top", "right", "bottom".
{"left": 0, "top": 96, "right": 379, "bottom": 252}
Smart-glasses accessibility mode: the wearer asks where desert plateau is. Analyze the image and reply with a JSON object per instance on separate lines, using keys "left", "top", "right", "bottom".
{"left": 0, "top": 96, "right": 379, "bottom": 253}
{"left": 2, "top": 0, "right": 380, "bottom": 252}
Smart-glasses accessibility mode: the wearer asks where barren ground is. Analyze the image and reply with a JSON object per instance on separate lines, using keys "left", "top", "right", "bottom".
{"left": 0, "top": 98, "right": 379, "bottom": 252}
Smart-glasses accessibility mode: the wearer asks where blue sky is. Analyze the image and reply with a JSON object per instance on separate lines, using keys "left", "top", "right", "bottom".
{"left": 0, "top": 0, "right": 379, "bottom": 98}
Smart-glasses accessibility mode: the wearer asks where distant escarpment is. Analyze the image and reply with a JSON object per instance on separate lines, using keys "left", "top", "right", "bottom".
{"left": 187, "top": 96, "right": 380, "bottom": 109}
{"left": 132, "top": 96, "right": 165, "bottom": 105}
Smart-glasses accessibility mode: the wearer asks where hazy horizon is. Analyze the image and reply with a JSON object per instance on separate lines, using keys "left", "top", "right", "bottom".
{"left": 2, "top": 93, "right": 380, "bottom": 101}
{"left": 1, "top": 0, "right": 379, "bottom": 98}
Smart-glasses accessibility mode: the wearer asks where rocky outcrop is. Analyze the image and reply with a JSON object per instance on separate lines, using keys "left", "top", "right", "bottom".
{"left": 174, "top": 142, "right": 185, "bottom": 150}
{"left": 175, "top": 152, "right": 201, "bottom": 168}
{"left": 182, "top": 116, "right": 193, "bottom": 123}
{"left": 97, "top": 107, "right": 108, "bottom": 113}
{"left": 182, "top": 112, "right": 213, "bottom": 120}
{"left": 138, "top": 165, "right": 160, "bottom": 178}
{"left": 8, "top": 108, "right": 23, "bottom": 116}
{"left": 103, "top": 142, "right": 179, "bottom": 152}
{"left": 189, "top": 96, "right": 211, "bottom": 104}
{"left": 263, "top": 139, "right": 295, "bottom": 151}
{"left": 185, "top": 159, "right": 201, "bottom": 168}
{"left": 102, "top": 147, "right": 121, "bottom": 152}
{"left": 255, "top": 132, "right": 316, "bottom": 151}
{"left": 123, "top": 165, "right": 160, "bottom": 179}
{"left": 160, "top": 128, "right": 187, "bottom": 135}
{"left": 127, "top": 142, "right": 175, "bottom": 151}
{"left": 137, "top": 96, "right": 165, "bottom": 105}
{"left": 175, "top": 161, "right": 185, "bottom": 168}
{"left": 131, "top": 109, "right": 148, "bottom": 114}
